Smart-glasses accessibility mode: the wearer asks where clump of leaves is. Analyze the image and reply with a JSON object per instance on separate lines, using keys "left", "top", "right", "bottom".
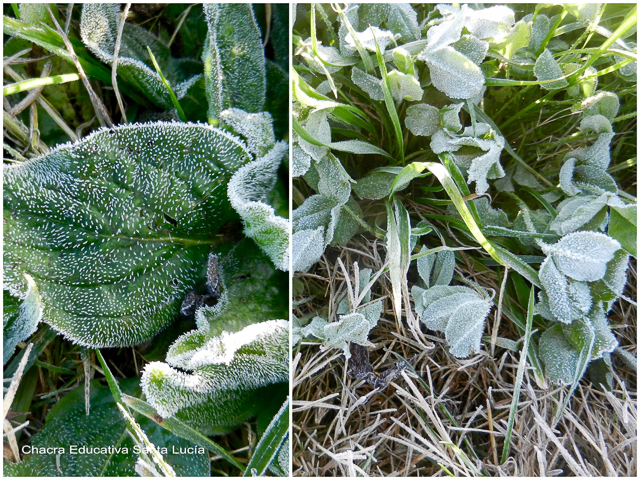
{"left": 293, "top": 2, "right": 636, "bottom": 473}
{"left": 4, "top": 3, "right": 289, "bottom": 476}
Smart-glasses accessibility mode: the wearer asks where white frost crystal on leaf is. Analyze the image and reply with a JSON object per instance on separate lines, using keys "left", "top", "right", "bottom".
{"left": 141, "top": 320, "right": 288, "bottom": 430}
{"left": 464, "top": 5, "right": 515, "bottom": 40}
{"left": 4, "top": 122, "right": 252, "bottom": 348}
{"left": 298, "top": 111, "right": 331, "bottom": 161}
{"left": 345, "top": 26, "right": 399, "bottom": 53}
{"left": 292, "top": 144, "right": 312, "bottom": 178}
{"left": 405, "top": 104, "right": 441, "bottom": 137}
{"left": 228, "top": 142, "right": 290, "bottom": 271}
{"left": 351, "top": 67, "right": 384, "bottom": 101}
{"left": 419, "top": 46, "right": 485, "bottom": 100}
{"left": 540, "top": 231, "right": 621, "bottom": 282}
{"left": 292, "top": 228, "right": 325, "bottom": 273}
{"left": 412, "top": 285, "right": 492, "bottom": 358}
{"left": 220, "top": 109, "right": 275, "bottom": 156}
{"left": 549, "top": 195, "right": 608, "bottom": 235}
{"left": 539, "top": 324, "right": 582, "bottom": 386}
{"left": 81, "top": 4, "right": 201, "bottom": 110}
{"left": 534, "top": 49, "right": 569, "bottom": 90}
{"left": 387, "top": 70, "right": 423, "bottom": 102}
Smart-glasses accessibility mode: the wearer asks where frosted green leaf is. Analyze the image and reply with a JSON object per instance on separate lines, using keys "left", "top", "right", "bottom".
{"left": 293, "top": 194, "right": 337, "bottom": 236}
{"left": 608, "top": 204, "right": 637, "bottom": 257}
{"left": 4, "top": 379, "right": 209, "bottom": 476}
{"left": 337, "top": 266, "right": 375, "bottom": 315}
{"left": 203, "top": 4, "right": 266, "bottom": 122}
{"left": 19, "top": 3, "right": 51, "bottom": 26}
{"left": 405, "top": 104, "right": 441, "bottom": 137}
{"left": 564, "top": 305, "right": 617, "bottom": 362}
{"left": 3, "top": 275, "right": 42, "bottom": 365}
{"left": 581, "top": 114, "right": 613, "bottom": 134}
{"left": 453, "top": 35, "right": 489, "bottom": 65}
{"left": 569, "top": 127, "right": 614, "bottom": 169}
{"left": 539, "top": 324, "right": 583, "bottom": 386}
{"left": 220, "top": 109, "right": 275, "bottom": 157}
{"left": 4, "top": 122, "right": 252, "bottom": 348}
{"left": 359, "top": 3, "right": 390, "bottom": 28}
{"left": 445, "top": 298, "right": 492, "bottom": 358}
{"left": 582, "top": 92, "right": 620, "bottom": 122}
{"left": 292, "top": 144, "right": 311, "bottom": 178}
{"left": 559, "top": 158, "right": 581, "bottom": 196}
{"left": 393, "top": 48, "right": 416, "bottom": 74}
{"left": 413, "top": 285, "right": 491, "bottom": 358}
{"left": 338, "top": 4, "right": 360, "bottom": 57}
{"left": 292, "top": 227, "right": 325, "bottom": 273}
{"left": 386, "top": 200, "right": 411, "bottom": 321}
{"left": 473, "top": 197, "right": 510, "bottom": 228}
{"left": 529, "top": 14, "right": 550, "bottom": 53}
{"left": 81, "top": 4, "right": 201, "bottom": 110}
{"left": 568, "top": 280, "right": 592, "bottom": 315}
{"left": 388, "top": 4, "right": 421, "bottom": 42}
{"left": 541, "top": 232, "right": 621, "bottom": 282}
{"left": 353, "top": 168, "right": 401, "bottom": 200}
{"left": 591, "top": 250, "right": 630, "bottom": 301}
{"left": 566, "top": 3, "right": 602, "bottom": 24}
{"left": 465, "top": 136, "right": 506, "bottom": 194}
{"left": 228, "top": 143, "right": 290, "bottom": 271}
{"left": 417, "top": 247, "right": 455, "bottom": 289}
{"left": 539, "top": 257, "right": 575, "bottom": 324}
{"left": 441, "top": 103, "right": 465, "bottom": 132}
{"left": 345, "top": 26, "right": 398, "bottom": 53}
{"left": 351, "top": 67, "right": 384, "bottom": 101}
{"left": 500, "top": 20, "right": 530, "bottom": 61}
{"left": 550, "top": 195, "right": 608, "bottom": 235}
{"left": 316, "top": 156, "right": 352, "bottom": 204}
{"left": 292, "top": 314, "right": 303, "bottom": 346}
{"left": 464, "top": 5, "right": 515, "bottom": 40}
{"left": 427, "top": 5, "right": 466, "bottom": 50}
{"left": 298, "top": 111, "right": 331, "bottom": 161}
{"left": 534, "top": 49, "right": 569, "bottom": 90}
{"left": 387, "top": 70, "right": 424, "bottom": 102}
{"left": 142, "top": 320, "right": 288, "bottom": 434}
{"left": 299, "top": 312, "right": 378, "bottom": 359}
{"left": 419, "top": 46, "right": 485, "bottom": 99}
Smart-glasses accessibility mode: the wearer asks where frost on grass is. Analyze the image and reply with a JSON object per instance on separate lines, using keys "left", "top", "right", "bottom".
{"left": 292, "top": 144, "right": 312, "bottom": 178}
{"left": 412, "top": 285, "right": 492, "bottom": 358}
{"left": 540, "top": 231, "right": 621, "bottom": 282}
{"left": 228, "top": 142, "right": 290, "bottom": 271}
{"left": 203, "top": 3, "right": 266, "bottom": 123}
{"left": 3, "top": 276, "right": 42, "bottom": 365}
{"left": 141, "top": 320, "right": 288, "bottom": 434}
{"left": 80, "top": 4, "right": 201, "bottom": 110}
{"left": 4, "top": 122, "right": 252, "bottom": 348}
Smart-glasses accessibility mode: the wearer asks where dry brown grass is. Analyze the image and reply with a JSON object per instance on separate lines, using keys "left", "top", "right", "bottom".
{"left": 292, "top": 237, "right": 637, "bottom": 477}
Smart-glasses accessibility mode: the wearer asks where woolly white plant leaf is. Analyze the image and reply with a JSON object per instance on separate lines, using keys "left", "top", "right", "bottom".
{"left": 316, "top": 156, "right": 352, "bottom": 204}
{"left": 351, "top": 66, "right": 384, "bottom": 101}
{"left": 534, "top": 49, "right": 569, "bottom": 90}
{"left": 412, "top": 285, "right": 492, "bottom": 358}
{"left": 228, "top": 143, "right": 290, "bottom": 271}
{"left": 4, "top": 122, "right": 252, "bottom": 348}
{"left": 464, "top": 5, "right": 515, "bottom": 40}
{"left": 3, "top": 276, "right": 42, "bottom": 365}
{"left": 141, "top": 319, "right": 288, "bottom": 435}
{"left": 203, "top": 3, "right": 266, "bottom": 123}
{"left": 582, "top": 92, "right": 620, "bottom": 122}
{"left": 540, "top": 231, "right": 621, "bottom": 282}
{"left": 538, "top": 257, "right": 575, "bottom": 324}
{"left": 81, "top": 4, "right": 201, "bottom": 110}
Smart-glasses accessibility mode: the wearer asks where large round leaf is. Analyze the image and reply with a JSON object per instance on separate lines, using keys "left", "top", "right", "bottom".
{"left": 4, "top": 122, "right": 252, "bottom": 348}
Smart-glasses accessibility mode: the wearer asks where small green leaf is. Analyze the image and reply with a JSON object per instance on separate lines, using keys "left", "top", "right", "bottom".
{"left": 539, "top": 324, "right": 582, "bottom": 386}
{"left": 534, "top": 49, "right": 569, "bottom": 90}
{"left": 243, "top": 398, "right": 289, "bottom": 477}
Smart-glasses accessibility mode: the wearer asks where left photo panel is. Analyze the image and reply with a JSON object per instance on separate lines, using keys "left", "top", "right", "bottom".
{"left": 3, "top": 3, "right": 290, "bottom": 477}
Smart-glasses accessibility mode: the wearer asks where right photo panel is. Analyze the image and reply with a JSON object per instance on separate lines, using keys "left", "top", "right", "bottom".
{"left": 292, "top": 3, "right": 637, "bottom": 477}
